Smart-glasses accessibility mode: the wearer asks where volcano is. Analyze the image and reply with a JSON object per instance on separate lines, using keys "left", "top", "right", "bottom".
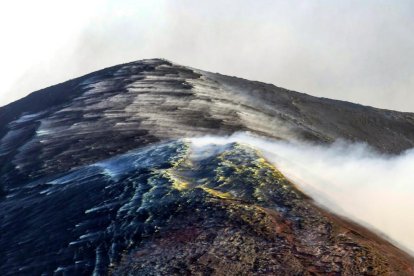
{"left": 1, "top": 59, "right": 414, "bottom": 275}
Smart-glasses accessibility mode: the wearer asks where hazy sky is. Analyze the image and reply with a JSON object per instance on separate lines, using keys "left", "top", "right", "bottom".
{"left": 1, "top": 0, "right": 413, "bottom": 111}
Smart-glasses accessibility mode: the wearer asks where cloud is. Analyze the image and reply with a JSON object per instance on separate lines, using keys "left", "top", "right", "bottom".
{"left": 190, "top": 132, "right": 414, "bottom": 254}
{"left": 1, "top": 1, "right": 414, "bottom": 111}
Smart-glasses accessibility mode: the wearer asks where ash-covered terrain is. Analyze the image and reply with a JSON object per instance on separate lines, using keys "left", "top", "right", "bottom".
{"left": 1, "top": 59, "right": 414, "bottom": 275}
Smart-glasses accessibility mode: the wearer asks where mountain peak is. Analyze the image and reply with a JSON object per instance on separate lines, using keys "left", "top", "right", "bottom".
{"left": 1, "top": 59, "right": 414, "bottom": 274}
{"left": 1, "top": 59, "right": 414, "bottom": 190}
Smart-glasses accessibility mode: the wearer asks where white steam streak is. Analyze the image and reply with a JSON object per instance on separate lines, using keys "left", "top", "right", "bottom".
{"left": 190, "top": 133, "right": 414, "bottom": 254}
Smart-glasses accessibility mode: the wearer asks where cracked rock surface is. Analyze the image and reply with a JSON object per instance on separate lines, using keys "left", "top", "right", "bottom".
{"left": 1, "top": 140, "right": 413, "bottom": 275}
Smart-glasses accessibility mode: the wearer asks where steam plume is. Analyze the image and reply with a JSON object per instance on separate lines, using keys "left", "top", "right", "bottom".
{"left": 190, "top": 132, "right": 414, "bottom": 253}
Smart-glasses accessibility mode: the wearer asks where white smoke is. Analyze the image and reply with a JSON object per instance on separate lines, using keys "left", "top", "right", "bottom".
{"left": 190, "top": 132, "right": 414, "bottom": 254}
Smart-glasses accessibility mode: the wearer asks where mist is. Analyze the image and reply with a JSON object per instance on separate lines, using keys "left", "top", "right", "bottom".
{"left": 1, "top": 0, "right": 414, "bottom": 111}
{"left": 190, "top": 132, "right": 414, "bottom": 254}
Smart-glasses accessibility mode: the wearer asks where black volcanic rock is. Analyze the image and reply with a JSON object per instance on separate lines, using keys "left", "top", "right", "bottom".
{"left": 1, "top": 141, "right": 413, "bottom": 275}
{"left": 1, "top": 59, "right": 414, "bottom": 275}
{"left": 1, "top": 141, "right": 188, "bottom": 275}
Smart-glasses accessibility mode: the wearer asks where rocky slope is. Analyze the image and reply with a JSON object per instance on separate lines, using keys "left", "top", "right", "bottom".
{"left": 1, "top": 59, "right": 414, "bottom": 275}
{"left": 1, "top": 140, "right": 413, "bottom": 275}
